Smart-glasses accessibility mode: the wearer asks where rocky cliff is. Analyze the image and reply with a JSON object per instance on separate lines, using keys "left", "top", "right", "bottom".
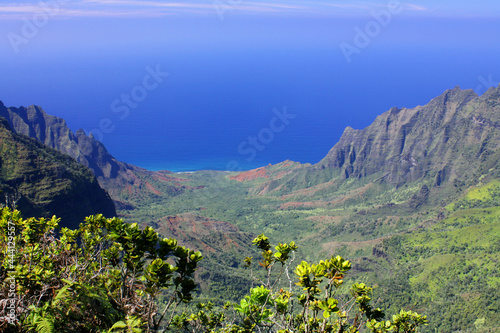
{"left": 234, "top": 86, "right": 500, "bottom": 198}
{"left": 0, "top": 102, "right": 188, "bottom": 206}
{"left": 317, "top": 86, "right": 500, "bottom": 185}
{"left": 0, "top": 116, "right": 116, "bottom": 228}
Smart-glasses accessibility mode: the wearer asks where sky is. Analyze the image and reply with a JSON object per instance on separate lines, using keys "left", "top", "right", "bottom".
{"left": 0, "top": 0, "right": 499, "bottom": 171}
{"left": 0, "top": 0, "right": 498, "bottom": 19}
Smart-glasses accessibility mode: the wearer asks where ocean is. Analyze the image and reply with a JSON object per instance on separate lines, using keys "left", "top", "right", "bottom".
{"left": 1, "top": 17, "right": 499, "bottom": 172}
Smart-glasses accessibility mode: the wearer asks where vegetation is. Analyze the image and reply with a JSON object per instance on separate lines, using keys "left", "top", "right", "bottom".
{"left": 0, "top": 207, "right": 202, "bottom": 332}
{"left": 173, "top": 234, "right": 427, "bottom": 333}
{"left": 2, "top": 87, "right": 500, "bottom": 331}
{"left": 111, "top": 167, "right": 500, "bottom": 331}
{"left": 374, "top": 180, "right": 500, "bottom": 332}
{"left": 0, "top": 117, "right": 116, "bottom": 228}
{"left": 1, "top": 208, "right": 428, "bottom": 332}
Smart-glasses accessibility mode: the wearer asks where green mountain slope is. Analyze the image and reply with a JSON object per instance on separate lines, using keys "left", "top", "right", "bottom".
{"left": 164, "top": 86, "right": 500, "bottom": 331}
{"left": 0, "top": 102, "right": 190, "bottom": 207}
{"left": 0, "top": 117, "right": 116, "bottom": 228}
{"left": 247, "top": 86, "right": 500, "bottom": 199}
{"left": 375, "top": 180, "right": 500, "bottom": 332}
{"left": 3, "top": 86, "right": 499, "bottom": 331}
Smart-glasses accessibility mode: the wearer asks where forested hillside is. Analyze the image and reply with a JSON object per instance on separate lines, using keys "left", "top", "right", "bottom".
{"left": 1, "top": 86, "right": 499, "bottom": 331}
{"left": 0, "top": 116, "right": 115, "bottom": 228}
{"left": 111, "top": 86, "right": 499, "bottom": 331}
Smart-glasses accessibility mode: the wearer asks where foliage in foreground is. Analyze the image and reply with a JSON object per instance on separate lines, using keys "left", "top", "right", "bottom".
{"left": 0, "top": 207, "right": 202, "bottom": 332}
{"left": 0, "top": 208, "right": 426, "bottom": 332}
{"left": 173, "top": 234, "right": 427, "bottom": 333}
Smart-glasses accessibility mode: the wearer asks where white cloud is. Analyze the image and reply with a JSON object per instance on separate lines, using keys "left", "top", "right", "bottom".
{"left": 0, "top": 0, "right": 433, "bottom": 19}
{"left": 404, "top": 4, "right": 430, "bottom": 12}
{"left": 0, "top": 4, "right": 45, "bottom": 13}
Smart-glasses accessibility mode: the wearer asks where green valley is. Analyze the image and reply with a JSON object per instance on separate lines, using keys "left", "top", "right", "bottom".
{"left": 1, "top": 86, "right": 500, "bottom": 331}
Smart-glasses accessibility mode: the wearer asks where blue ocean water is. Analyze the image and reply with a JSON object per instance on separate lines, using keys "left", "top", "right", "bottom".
{"left": 1, "top": 17, "right": 499, "bottom": 172}
{"left": 3, "top": 46, "right": 500, "bottom": 172}
{"left": 81, "top": 46, "right": 500, "bottom": 172}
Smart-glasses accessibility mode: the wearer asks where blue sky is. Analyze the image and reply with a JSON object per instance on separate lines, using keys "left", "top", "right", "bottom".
{"left": 1, "top": 0, "right": 498, "bottom": 55}
{"left": 1, "top": 0, "right": 499, "bottom": 170}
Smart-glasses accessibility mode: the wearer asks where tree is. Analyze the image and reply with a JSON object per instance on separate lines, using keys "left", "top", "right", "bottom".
{"left": 0, "top": 207, "right": 202, "bottom": 332}
{"left": 0, "top": 208, "right": 427, "bottom": 332}
{"left": 176, "top": 234, "right": 427, "bottom": 333}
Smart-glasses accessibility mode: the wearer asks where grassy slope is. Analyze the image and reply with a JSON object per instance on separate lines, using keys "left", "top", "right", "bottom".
{"left": 376, "top": 180, "right": 500, "bottom": 332}
{"left": 117, "top": 165, "right": 500, "bottom": 331}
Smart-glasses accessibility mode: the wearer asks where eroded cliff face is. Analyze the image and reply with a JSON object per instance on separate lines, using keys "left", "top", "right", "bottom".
{"left": 0, "top": 102, "right": 188, "bottom": 206}
{"left": 0, "top": 103, "right": 136, "bottom": 178}
{"left": 0, "top": 116, "right": 116, "bottom": 228}
{"left": 316, "top": 86, "right": 500, "bottom": 185}
{"left": 230, "top": 86, "right": 500, "bottom": 199}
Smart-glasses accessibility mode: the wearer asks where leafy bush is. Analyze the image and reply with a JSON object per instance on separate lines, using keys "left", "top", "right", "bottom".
{"left": 0, "top": 207, "right": 202, "bottom": 332}
{"left": 174, "top": 234, "right": 427, "bottom": 333}
{"left": 0, "top": 208, "right": 427, "bottom": 332}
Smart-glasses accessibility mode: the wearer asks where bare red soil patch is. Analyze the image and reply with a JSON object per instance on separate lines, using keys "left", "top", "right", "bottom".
{"left": 230, "top": 167, "right": 269, "bottom": 182}
{"left": 145, "top": 182, "right": 162, "bottom": 195}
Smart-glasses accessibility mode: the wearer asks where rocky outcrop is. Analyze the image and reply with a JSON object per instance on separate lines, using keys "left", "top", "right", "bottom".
{"left": 0, "top": 103, "right": 139, "bottom": 178}
{"left": 232, "top": 86, "right": 500, "bottom": 197}
{"left": 316, "top": 86, "right": 500, "bottom": 186}
{"left": 0, "top": 116, "right": 116, "bottom": 228}
{"left": 0, "top": 102, "right": 188, "bottom": 205}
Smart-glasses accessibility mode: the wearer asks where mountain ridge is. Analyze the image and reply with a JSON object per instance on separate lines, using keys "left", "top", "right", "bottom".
{"left": 2, "top": 86, "right": 499, "bottom": 331}
{"left": 0, "top": 115, "right": 116, "bottom": 228}
{"left": 4, "top": 85, "right": 499, "bottom": 208}
{"left": 236, "top": 86, "right": 500, "bottom": 199}
{"left": 318, "top": 86, "right": 499, "bottom": 182}
{"left": 0, "top": 102, "right": 192, "bottom": 207}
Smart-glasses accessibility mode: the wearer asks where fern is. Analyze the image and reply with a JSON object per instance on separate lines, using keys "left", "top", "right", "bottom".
{"left": 109, "top": 316, "right": 142, "bottom": 333}
{"left": 25, "top": 307, "right": 55, "bottom": 333}
{"left": 35, "top": 317, "right": 55, "bottom": 333}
